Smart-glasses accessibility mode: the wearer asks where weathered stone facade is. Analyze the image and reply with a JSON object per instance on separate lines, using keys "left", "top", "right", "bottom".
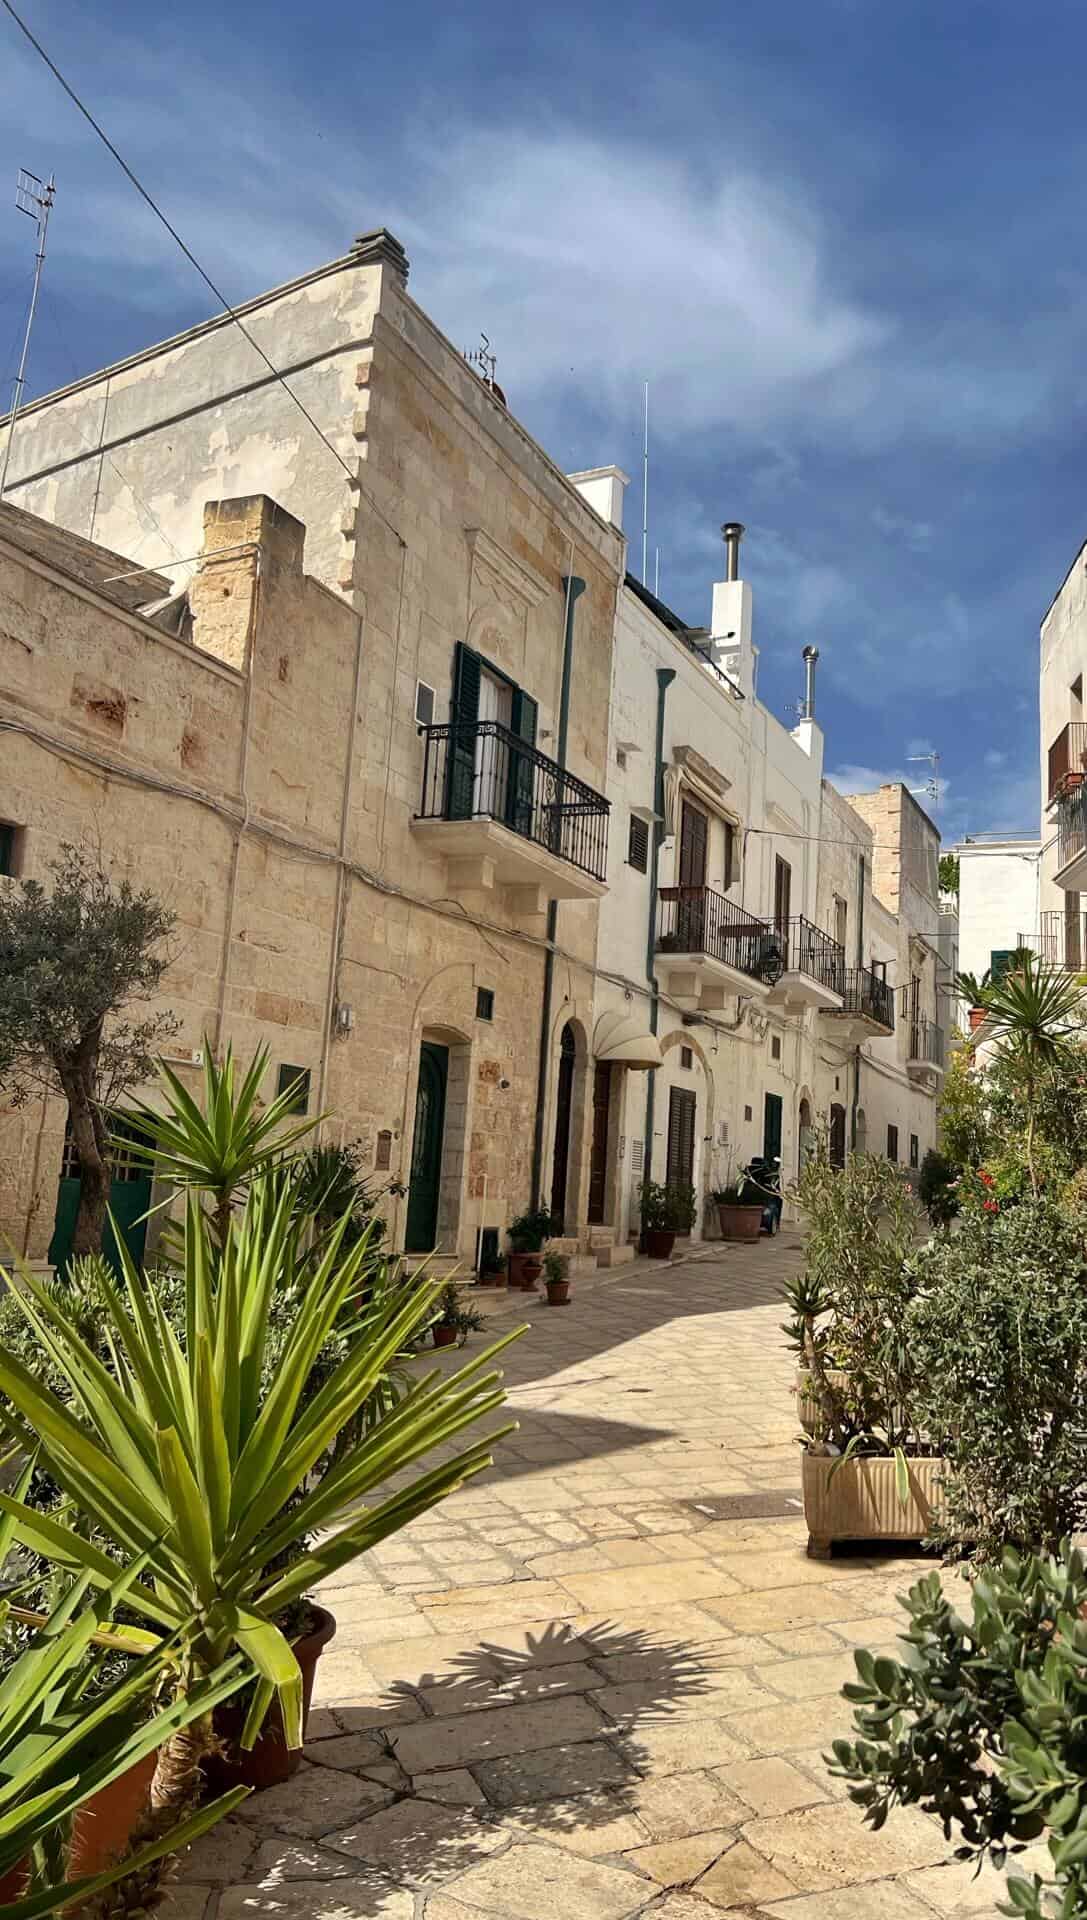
{"left": 0, "top": 242, "right": 623, "bottom": 1263}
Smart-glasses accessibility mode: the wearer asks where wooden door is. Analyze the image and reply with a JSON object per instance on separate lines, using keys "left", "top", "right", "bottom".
{"left": 677, "top": 801, "right": 708, "bottom": 948}
{"left": 405, "top": 1042, "right": 448, "bottom": 1251}
{"left": 774, "top": 855, "right": 792, "bottom": 937}
{"left": 763, "top": 1092, "right": 783, "bottom": 1164}
{"left": 48, "top": 1118, "right": 152, "bottom": 1280}
{"left": 587, "top": 1062, "right": 611, "bottom": 1224}
{"left": 550, "top": 1024, "right": 577, "bottom": 1233}
{"left": 829, "top": 1101, "right": 847, "bottom": 1170}
{"left": 666, "top": 1086, "right": 697, "bottom": 1194}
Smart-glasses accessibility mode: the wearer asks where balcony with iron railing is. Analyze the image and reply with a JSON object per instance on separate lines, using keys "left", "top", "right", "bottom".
{"left": 413, "top": 719, "right": 610, "bottom": 902}
{"left": 1055, "top": 781, "right": 1087, "bottom": 891}
{"left": 763, "top": 916, "right": 847, "bottom": 1012}
{"left": 821, "top": 964, "right": 895, "bottom": 1038}
{"left": 1017, "top": 911, "right": 1087, "bottom": 973}
{"left": 899, "top": 990, "right": 946, "bottom": 1081}
{"left": 657, "top": 886, "right": 779, "bottom": 1006}
{"left": 1048, "top": 720, "right": 1087, "bottom": 807}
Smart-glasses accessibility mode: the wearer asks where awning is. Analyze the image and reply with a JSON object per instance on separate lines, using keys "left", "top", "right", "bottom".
{"left": 594, "top": 1009, "right": 662, "bottom": 1070}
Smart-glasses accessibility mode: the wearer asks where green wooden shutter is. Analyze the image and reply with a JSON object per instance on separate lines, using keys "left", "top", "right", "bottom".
{"left": 508, "top": 687, "right": 538, "bottom": 839}
{"left": 446, "top": 643, "right": 481, "bottom": 819}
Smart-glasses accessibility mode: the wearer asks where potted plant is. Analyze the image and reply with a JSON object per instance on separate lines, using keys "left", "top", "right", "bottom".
{"left": 0, "top": 1065, "right": 518, "bottom": 1849}
{"left": 477, "top": 1250, "right": 507, "bottom": 1288}
{"left": 830, "top": 1545, "right": 1087, "bottom": 1920}
{"left": 543, "top": 1250, "right": 571, "bottom": 1306}
{"left": 506, "top": 1207, "right": 553, "bottom": 1287}
{"left": 787, "top": 1144, "right": 944, "bottom": 1556}
{"left": 711, "top": 1181, "right": 765, "bottom": 1242}
{"left": 431, "top": 1279, "right": 486, "bottom": 1347}
{"left": 639, "top": 1179, "right": 696, "bottom": 1258}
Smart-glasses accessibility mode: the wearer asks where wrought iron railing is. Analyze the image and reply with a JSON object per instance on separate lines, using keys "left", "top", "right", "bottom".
{"left": 1057, "top": 784, "right": 1087, "bottom": 875}
{"left": 898, "top": 995, "right": 946, "bottom": 1069}
{"left": 416, "top": 720, "right": 609, "bottom": 883}
{"left": 836, "top": 965, "right": 895, "bottom": 1030}
{"left": 1017, "top": 912, "right": 1087, "bottom": 972}
{"left": 773, "top": 916, "right": 846, "bottom": 996}
{"left": 1048, "top": 721, "right": 1087, "bottom": 806}
{"left": 657, "top": 886, "right": 780, "bottom": 982}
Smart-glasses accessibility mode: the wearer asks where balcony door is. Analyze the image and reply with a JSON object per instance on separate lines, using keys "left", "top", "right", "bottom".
{"left": 774, "top": 856, "right": 792, "bottom": 940}
{"left": 666, "top": 1085, "right": 697, "bottom": 1195}
{"left": 677, "top": 800, "right": 708, "bottom": 949}
{"left": 476, "top": 668, "right": 512, "bottom": 819}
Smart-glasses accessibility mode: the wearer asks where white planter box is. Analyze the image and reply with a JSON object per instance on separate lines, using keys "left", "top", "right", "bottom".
{"left": 801, "top": 1451, "right": 945, "bottom": 1558}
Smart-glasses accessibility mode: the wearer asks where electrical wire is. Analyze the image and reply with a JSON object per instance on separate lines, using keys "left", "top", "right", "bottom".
{"left": 0, "top": 0, "right": 406, "bottom": 555}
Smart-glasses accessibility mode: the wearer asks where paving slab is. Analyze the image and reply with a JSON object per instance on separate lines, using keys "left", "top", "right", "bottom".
{"left": 438, "top": 1840, "right": 648, "bottom": 1919}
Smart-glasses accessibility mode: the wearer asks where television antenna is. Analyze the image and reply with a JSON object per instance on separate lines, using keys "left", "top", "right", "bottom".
{"left": 0, "top": 168, "right": 56, "bottom": 501}
{"left": 906, "top": 749, "right": 941, "bottom": 809}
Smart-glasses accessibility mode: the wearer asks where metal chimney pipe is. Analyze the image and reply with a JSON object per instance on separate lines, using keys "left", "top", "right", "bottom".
{"left": 802, "top": 644, "right": 819, "bottom": 720}
{"left": 721, "top": 522, "right": 745, "bottom": 583}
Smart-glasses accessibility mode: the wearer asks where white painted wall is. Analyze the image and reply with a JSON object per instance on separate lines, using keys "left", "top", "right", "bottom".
{"left": 956, "top": 840, "right": 1042, "bottom": 989}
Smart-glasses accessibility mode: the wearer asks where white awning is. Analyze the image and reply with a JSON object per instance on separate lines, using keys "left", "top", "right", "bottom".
{"left": 594, "top": 1009, "right": 662, "bottom": 1070}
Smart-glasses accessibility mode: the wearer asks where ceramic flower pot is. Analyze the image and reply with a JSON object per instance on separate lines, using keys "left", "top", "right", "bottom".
{"left": 644, "top": 1228, "right": 676, "bottom": 1259}
{"left": 801, "top": 1452, "right": 945, "bottom": 1559}
{"left": 545, "top": 1277, "right": 571, "bottom": 1306}
{"left": 0, "top": 1751, "right": 159, "bottom": 1905}
{"left": 716, "top": 1204, "right": 764, "bottom": 1241}
{"left": 508, "top": 1253, "right": 542, "bottom": 1289}
{"left": 432, "top": 1323, "right": 458, "bottom": 1348}
{"left": 205, "top": 1605, "right": 337, "bottom": 1792}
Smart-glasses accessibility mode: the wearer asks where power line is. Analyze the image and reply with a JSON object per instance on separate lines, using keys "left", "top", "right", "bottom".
{"left": 0, "top": 0, "right": 406, "bottom": 552}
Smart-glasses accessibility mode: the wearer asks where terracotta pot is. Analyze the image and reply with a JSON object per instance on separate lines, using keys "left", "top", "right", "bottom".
{"left": 432, "top": 1323, "right": 458, "bottom": 1348}
{"left": 801, "top": 1452, "right": 945, "bottom": 1558}
{"left": 969, "top": 1006, "right": 987, "bottom": 1032}
{"left": 545, "top": 1278, "right": 571, "bottom": 1306}
{"left": 0, "top": 1749, "right": 159, "bottom": 1906}
{"left": 205, "top": 1605, "right": 337, "bottom": 1793}
{"left": 716, "top": 1204, "right": 764, "bottom": 1242}
{"left": 508, "top": 1252, "right": 543, "bottom": 1289}
{"left": 644, "top": 1228, "right": 676, "bottom": 1259}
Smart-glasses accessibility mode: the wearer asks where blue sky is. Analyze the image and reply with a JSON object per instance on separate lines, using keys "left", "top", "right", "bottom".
{"left": 2, "top": 0, "right": 1083, "bottom": 841}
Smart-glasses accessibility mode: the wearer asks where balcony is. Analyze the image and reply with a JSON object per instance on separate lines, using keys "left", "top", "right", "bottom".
{"left": 900, "top": 993, "right": 946, "bottom": 1085}
{"left": 656, "top": 886, "right": 780, "bottom": 1008}
{"left": 820, "top": 965, "right": 895, "bottom": 1042}
{"left": 1047, "top": 721, "right": 1087, "bottom": 807}
{"left": 1017, "top": 912, "right": 1087, "bottom": 973}
{"left": 413, "top": 720, "right": 609, "bottom": 905}
{"left": 762, "top": 917, "right": 846, "bottom": 1013}
{"left": 1054, "top": 784, "right": 1087, "bottom": 892}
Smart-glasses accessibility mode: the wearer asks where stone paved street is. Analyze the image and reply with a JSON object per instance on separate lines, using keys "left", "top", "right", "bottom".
{"left": 174, "top": 1238, "right": 1011, "bottom": 1920}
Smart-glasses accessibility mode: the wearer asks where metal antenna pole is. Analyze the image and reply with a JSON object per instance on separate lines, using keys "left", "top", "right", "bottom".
{"left": 0, "top": 169, "right": 56, "bottom": 501}
{"left": 654, "top": 546, "right": 660, "bottom": 598}
{"left": 641, "top": 381, "right": 649, "bottom": 584}
{"left": 906, "top": 749, "right": 941, "bottom": 810}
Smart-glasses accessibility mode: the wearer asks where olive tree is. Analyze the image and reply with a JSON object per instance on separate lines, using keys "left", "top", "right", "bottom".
{"left": 0, "top": 845, "right": 177, "bottom": 1257}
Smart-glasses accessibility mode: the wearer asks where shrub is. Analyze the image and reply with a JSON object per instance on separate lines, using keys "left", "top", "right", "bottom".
{"left": 789, "top": 1145, "right": 921, "bottom": 1452}
{"left": 507, "top": 1207, "right": 554, "bottom": 1253}
{"left": 640, "top": 1180, "right": 697, "bottom": 1233}
{"left": 830, "top": 1545, "right": 1087, "bottom": 1919}
{"left": 907, "top": 1196, "right": 1087, "bottom": 1559}
{"left": 918, "top": 1148, "right": 958, "bottom": 1226}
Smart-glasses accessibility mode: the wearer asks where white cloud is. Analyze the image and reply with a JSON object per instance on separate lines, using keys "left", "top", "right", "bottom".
{"left": 872, "top": 506, "right": 933, "bottom": 550}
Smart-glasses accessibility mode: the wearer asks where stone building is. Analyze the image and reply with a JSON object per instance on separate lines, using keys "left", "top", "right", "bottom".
{"left": 0, "top": 230, "right": 624, "bottom": 1265}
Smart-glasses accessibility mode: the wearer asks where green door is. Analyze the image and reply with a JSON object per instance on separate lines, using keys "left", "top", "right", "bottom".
{"left": 48, "top": 1121, "right": 152, "bottom": 1279}
{"left": 763, "top": 1092, "right": 783, "bottom": 1164}
{"left": 405, "top": 1042, "right": 448, "bottom": 1252}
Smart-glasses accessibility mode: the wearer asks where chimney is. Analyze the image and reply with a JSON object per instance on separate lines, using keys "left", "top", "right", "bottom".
{"left": 802, "top": 645, "right": 819, "bottom": 720}
{"left": 351, "top": 228, "right": 410, "bottom": 287}
{"left": 721, "top": 522, "right": 744, "bottom": 583}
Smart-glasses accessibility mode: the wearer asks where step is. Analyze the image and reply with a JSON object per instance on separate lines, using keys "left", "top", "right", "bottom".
{"left": 596, "top": 1242, "right": 636, "bottom": 1268}
{"left": 588, "top": 1226, "right": 615, "bottom": 1249}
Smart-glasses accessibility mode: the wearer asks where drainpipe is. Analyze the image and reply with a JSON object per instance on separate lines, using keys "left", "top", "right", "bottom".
{"left": 531, "top": 573, "right": 586, "bottom": 1209}
{"left": 643, "top": 667, "right": 676, "bottom": 1184}
{"left": 851, "top": 853, "right": 866, "bottom": 1150}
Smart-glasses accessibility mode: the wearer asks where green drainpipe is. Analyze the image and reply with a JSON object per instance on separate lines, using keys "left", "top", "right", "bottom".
{"left": 643, "top": 667, "right": 676, "bottom": 1186}
{"left": 531, "top": 574, "right": 586, "bottom": 1209}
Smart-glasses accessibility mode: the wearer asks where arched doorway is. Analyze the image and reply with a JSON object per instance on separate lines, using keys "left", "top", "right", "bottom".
{"left": 406, "top": 1041, "right": 448, "bottom": 1252}
{"left": 798, "top": 1097, "right": 813, "bottom": 1177}
{"left": 550, "top": 1023, "right": 577, "bottom": 1232}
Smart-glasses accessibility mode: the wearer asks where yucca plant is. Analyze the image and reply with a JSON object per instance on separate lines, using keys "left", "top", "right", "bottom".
{"left": 957, "top": 955, "right": 1085, "bottom": 1191}
{"left": 120, "top": 1041, "right": 321, "bottom": 1245}
{"left": 0, "top": 1179, "right": 517, "bottom": 1823}
{"left": 0, "top": 1477, "right": 247, "bottom": 1919}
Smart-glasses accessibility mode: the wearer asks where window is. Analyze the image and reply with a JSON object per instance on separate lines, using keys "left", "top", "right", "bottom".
{"left": 415, "top": 680, "right": 435, "bottom": 727}
{"left": 887, "top": 1124, "right": 899, "bottom": 1163}
{"left": 0, "top": 821, "right": 24, "bottom": 878}
{"left": 910, "top": 1133, "right": 919, "bottom": 1169}
{"left": 774, "top": 856, "right": 792, "bottom": 935}
{"left": 666, "top": 1086, "right": 697, "bottom": 1191}
{"left": 276, "top": 1064, "right": 311, "bottom": 1114}
{"left": 834, "top": 894, "right": 848, "bottom": 951}
{"left": 771, "top": 1035, "right": 781, "bottom": 1061}
{"left": 627, "top": 814, "right": 649, "bottom": 873}
{"left": 476, "top": 987, "right": 494, "bottom": 1021}
{"left": 679, "top": 1045, "right": 693, "bottom": 1070}
{"left": 990, "top": 949, "right": 1015, "bottom": 983}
